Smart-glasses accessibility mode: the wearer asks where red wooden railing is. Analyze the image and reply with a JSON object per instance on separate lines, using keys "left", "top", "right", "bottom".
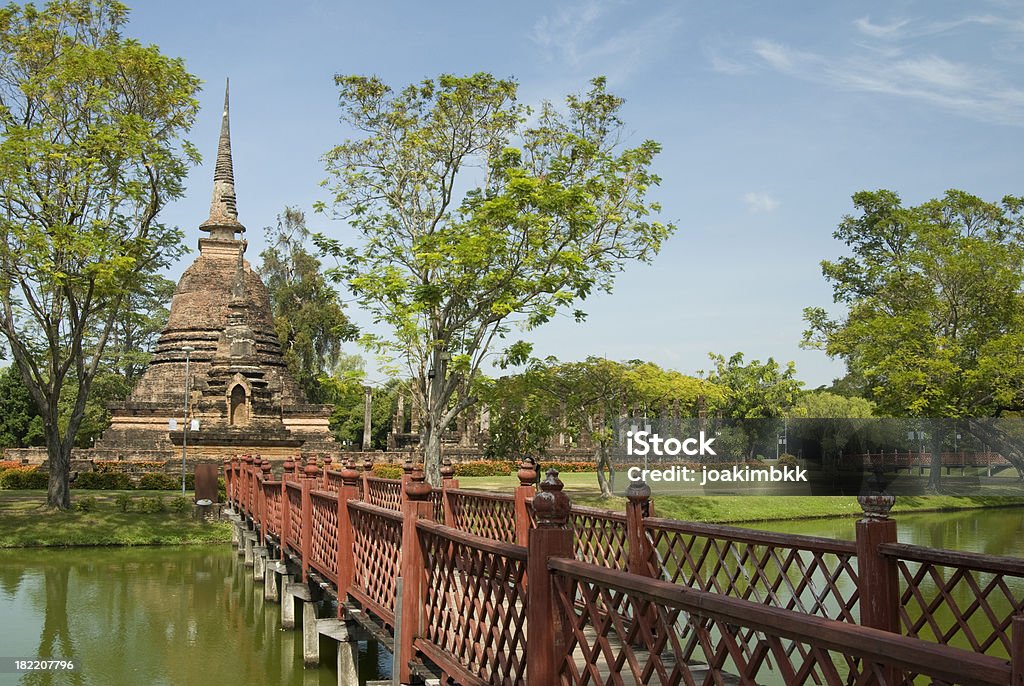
{"left": 225, "top": 455, "right": 1024, "bottom": 685}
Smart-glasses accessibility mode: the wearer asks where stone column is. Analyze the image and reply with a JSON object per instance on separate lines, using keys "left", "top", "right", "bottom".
{"left": 410, "top": 389, "right": 421, "bottom": 434}
{"left": 362, "top": 386, "right": 373, "bottom": 451}
{"left": 394, "top": 393, "right": 405, "bottom": 434}
{"left": 479, "top": 404, "right": 490, "bottom": 435}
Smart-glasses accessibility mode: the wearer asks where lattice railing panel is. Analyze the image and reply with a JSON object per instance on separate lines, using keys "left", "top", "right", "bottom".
{"left": 417, "top": 520, "right": 527, "bottom": 685}
{"left": 324, "top": 470, "right": 344, "bottom": 494}
{"left": 882, "top": 542, "right": 1024, "bottom": 660}
{"left": 310, "top": 491, "right": 339, "bottom": 583}
{"left": 551, "top": 559, "right": 1009, "bottom": 686}
{"left": 262, "top": 482, "right": 282, "bottom": 537}
{"left": 366, "top": 477, "right": 402, "bottom": 511}
{"left": 349, "top": 502, "right": 403, "bottom": 625}
{"left": 285, "top": 483, "right": 303, "bottom": 553}
{"left": 446, "top": 490, "right": 516, "bottom": 544}
{"left": 645, "top": 519, "right": 860, "bottom": 623}
{"left": 430, "top": 488, "right": 445, "bottom": 525}
{"left": 570, "top": 506, "right": 629, "bottom": 570}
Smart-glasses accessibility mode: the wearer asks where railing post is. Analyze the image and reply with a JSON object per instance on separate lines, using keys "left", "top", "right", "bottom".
{"left": 441, "top": 458, "right": 458, "bottom": 525}
{"left": 401, "top": 459, "right": 413, "bottom": 506}
{"left": 1012, "top": 615, "right": 1024, "bottom": 685}
{"left": 259, "top": 460, "right": 271, "bottom": 544}
{"left": 322, "top": 455, "right": 333, "bottom": 489}
{"left": 362, "top": 457, "right": 373, "bottom": 500}
{"left": 337, "top": 461, "right": 360, "bottom": 618}
{"left": 280, "top": 458, "right": 293, "bottom": 561}
{"left": 223, "top": 458, "right": 232, "bottom": 508}
{"left": 300, "top": 460, "right": 318, "bottom": 582}
{"left": 856, "top": 472, "right": 900, "bottom": 683}
{"left": 247, "top": 455, "right": 257, "bottom": 517}
{"left": 514, "top": 457, "right": 537, "bottom": 547}
{"left": 241, "top": 456, "right": 250, "bottom": 516}
{"left": 625, "top": 476, "right": 654, "bottom": 576}
{"left": 397, "top": 466, "right": 433, "bottom": 685}
{"left": 527, "top": 469, "right": 575, "bottom": 683}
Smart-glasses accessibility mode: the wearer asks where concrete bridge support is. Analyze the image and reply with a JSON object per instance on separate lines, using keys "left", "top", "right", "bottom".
{"left": 243, "top": 532, "right": 257, "bottom": 567}
{"left": 315, "top": 620, "right": 359, "bottom": 683}
{"left": 282, "top": 581, "right": 311, "bottom": 630}
{"left": 301, "top": 601, "right": 320, "bottom": 668}
{"left": 253, "top": 546, "right": 267, "bottom": 581}
{"left": 264, "top": 560, "right": 282, "bottom": 602}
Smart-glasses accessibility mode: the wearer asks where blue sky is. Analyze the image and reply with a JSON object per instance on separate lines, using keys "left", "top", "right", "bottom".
{"left": 127, "top": 0, "right": 1024, "bottom": 388}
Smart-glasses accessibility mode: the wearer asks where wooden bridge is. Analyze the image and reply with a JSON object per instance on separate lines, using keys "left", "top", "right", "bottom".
{"left": 223, "top": 455, "right": 1024, "bottom": 685}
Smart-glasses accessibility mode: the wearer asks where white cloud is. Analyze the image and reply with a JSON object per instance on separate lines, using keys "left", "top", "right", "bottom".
{"left": 707, "top": 51, "right": 751, "bottom": 75}
{"left": 752, "top": 40, "right": 821, "bottom": 74}
{"left": 743, "top": 192, "right": 780, "bottom": 214}
{"left": 530, "top": 1, "right": 683, "bottom": 83}
{"left": 854, "top": 17, "right": 911, "bottom": 39}
{"left": 749, "top": 36, "right": 1024, "bottom": 126}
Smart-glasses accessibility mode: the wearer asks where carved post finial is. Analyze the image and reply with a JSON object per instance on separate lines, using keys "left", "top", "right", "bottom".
{"left": 858, "top": 468, "right": 895, "bottom": 520}
{"left": 625, "top": 474, "right": 652, "bottom": 517}
{"left": 405, "top": 467, "right": 432, "bottom": 501}
{"left": 340, "top": 461, "right": 361, "bottom": 487}
{"left": 518, "top": 457, "right": 538, "bottom": 487}
{"left": 533, "top": 468, "right": 571, "bottom": 528}
{"left": 440, "top": 458, "right": 455, "bottom": 481}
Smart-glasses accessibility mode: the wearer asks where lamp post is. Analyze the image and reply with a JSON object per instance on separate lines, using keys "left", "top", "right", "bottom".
{"left": 181, "top": 346, "right": 194, "bottom": 495}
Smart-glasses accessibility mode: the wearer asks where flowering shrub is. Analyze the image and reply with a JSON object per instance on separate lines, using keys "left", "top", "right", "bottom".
{"left": 453, "top": 460, "right": 517, "bottom": 477}
{"left": 371, "top": 464, "right": 402, "bottom": 479}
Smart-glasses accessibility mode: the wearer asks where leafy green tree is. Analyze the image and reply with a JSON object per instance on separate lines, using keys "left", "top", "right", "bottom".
{"left": 0, "top": 364, "right": 41, "bottom": 448}
{"left": 259, "top": 207, "right": 357, "bottom": 402}
{"left": 707, "top": 352, "right": 804, "bottom": 459}
{"left": 316, "top": 73, "right": 675, "bottom": 484}
{"left": 803, "top": 189, "right": 1024, "bottom": 486}
{"left": 104, "top": 273, "right": 175, "bottom": 386}
{"left": 325, "top": 377, "right": 400, "bottom": 450}
{"left": 540, "top": 358, "right": 630, "bottom": 496}
{"left": 479, "top": 367, "right": 556, "bottom": 463}
{"left": 541, "top": 358, "right": 722, "bottom": 496}
{"left": 0, "top": 0, "right": 200, "bottom": 508}
{"left": 788, "top": 390, "right": 876, "bottom": 472}
{"left": 790, "top": 390, "right": 875, "bottom": 419}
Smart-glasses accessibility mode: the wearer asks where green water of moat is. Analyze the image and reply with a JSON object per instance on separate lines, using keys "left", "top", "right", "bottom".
{"left": 0, "top": 545, "right": 389, "bottom": 686}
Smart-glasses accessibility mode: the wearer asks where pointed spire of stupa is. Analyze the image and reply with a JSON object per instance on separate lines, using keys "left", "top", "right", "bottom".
{"left": 200, "top": 79, "right": 245, "bottom": 238}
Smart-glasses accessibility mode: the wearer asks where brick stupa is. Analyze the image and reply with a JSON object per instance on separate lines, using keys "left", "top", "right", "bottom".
{"left": 97, "top": 82, "right": 337, "bottom": 460}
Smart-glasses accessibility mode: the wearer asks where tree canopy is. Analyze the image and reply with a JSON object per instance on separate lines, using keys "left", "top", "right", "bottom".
{"left": 0, "top": 0, "right": 200, "bottom": 508}
{"left": 803, "top": 189, "right": 1024, "bottom": 484}
{"left": 259, "top": 207, "right": 357, "bottom": 402}
{"left": 316, "top": 73, "right": 675, "bottom": 483}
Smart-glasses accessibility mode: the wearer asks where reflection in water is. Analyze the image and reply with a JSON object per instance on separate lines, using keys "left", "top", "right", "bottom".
{"left": 0, "top": 546, "right": 388, "bottom": 686}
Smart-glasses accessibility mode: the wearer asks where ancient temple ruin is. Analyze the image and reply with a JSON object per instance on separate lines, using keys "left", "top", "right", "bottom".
{"left": 96, "top": 83, "right": 337, "bottom": 461}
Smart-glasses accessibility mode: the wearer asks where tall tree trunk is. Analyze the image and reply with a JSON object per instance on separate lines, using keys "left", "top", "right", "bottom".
{"left": 594, "top": 443, "right": 613, "bottom": 498}
{"left": 423, "top": 415, "right": 443, "bottom": 487}
{"left": 46, "top": 430, "right": 72, "bottom": 511}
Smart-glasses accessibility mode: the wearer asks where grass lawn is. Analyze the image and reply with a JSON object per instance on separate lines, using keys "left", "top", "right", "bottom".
{"left": 456, "top": 472, "right": 1024, "bottom": 523}
{"left": 0, "top": 490, "right": 233, "bottom": 548}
